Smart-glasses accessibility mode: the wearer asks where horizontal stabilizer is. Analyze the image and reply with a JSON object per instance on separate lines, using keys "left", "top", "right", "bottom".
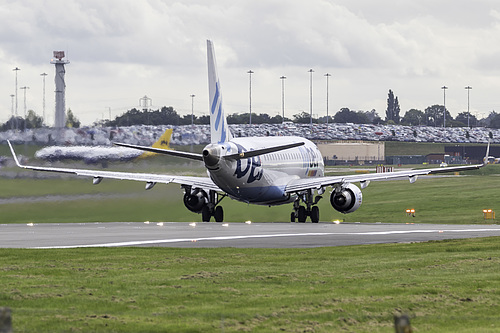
{"left": 224, "top": 142, "right": 305, "bottom": 160}
{"left": 113, "top": 142, "right": 203, "bottom": 161}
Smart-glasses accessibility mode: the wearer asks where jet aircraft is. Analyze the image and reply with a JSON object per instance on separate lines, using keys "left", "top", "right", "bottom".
{"left": 8, "top": 40, "right": 490, "bottom": 223}
{"left": 35, "top": 128, "right": 174, "bottom": 163}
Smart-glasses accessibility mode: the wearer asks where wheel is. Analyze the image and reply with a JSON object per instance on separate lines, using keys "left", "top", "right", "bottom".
{"left": 311, "top": 206, "right": 320, "bottom": 223}
{"left": 290, "top": 212, "right": 296, "bottom": 223}
{"left": 298, "top": 206, "right": 307, "bottom": 223}
{"left": 214, "top": 206, "right": 224, "bottom": 222}
{"left": 201, "top": 206, "right": 211, "bottom": 222}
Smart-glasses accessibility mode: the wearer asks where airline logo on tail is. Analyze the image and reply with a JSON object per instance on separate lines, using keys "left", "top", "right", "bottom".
{"left": 207, "top": 40, "right": 233, "bottom": 144}
{"left": 137, "top": 128, "right": 173, "bottom": 159}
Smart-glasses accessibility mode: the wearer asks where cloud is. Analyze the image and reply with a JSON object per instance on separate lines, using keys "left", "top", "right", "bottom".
{"left": 2, "top": 0, "right": 500, "bottom": 125}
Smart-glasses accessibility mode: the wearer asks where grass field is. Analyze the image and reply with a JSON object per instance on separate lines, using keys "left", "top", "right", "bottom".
{"left": 1, "top": 167, "right": 499, "bottom": 224}
{"left": 2, "top": 238, "right": 500, "bottom": 332}
{"left": 1, "top": 141, "right": 500, "bottom": 332}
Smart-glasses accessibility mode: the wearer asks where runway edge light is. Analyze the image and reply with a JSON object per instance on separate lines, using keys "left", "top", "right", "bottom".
{"left": 406, "top": 209, "right": 416, "bottom": 217}
{"left": 483, "top": 209, "right": 495, "bottom": 220}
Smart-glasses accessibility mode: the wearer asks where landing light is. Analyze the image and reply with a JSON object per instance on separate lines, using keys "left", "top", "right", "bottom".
{"left": 189, "top": 223, "right": 197, "bottom": 227}
{"left": 144, "top": 221, "right": 150, "bottom": 224}
{"left": 245, "top": 220, "right": 252, "bottom": 224}
{"left": 27, "top": 222, "right": 34, "bottom": 227}
{"left": 157, "top": 222, "right": 164, "bottom": 227}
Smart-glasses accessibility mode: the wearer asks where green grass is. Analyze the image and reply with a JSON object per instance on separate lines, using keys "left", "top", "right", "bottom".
{"left": 1, "top": 169, "right": 498, "bottom": 224}
{"left": 2, "top": 238, "right": 500, "bottom": 332}
{"left": 2, "top": 142, "right": 500, "bottom": 332}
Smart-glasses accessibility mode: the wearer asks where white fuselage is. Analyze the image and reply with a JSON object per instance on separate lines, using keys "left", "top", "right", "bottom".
{"left": 204, "top": 136, "right": 324, "bottom": 205}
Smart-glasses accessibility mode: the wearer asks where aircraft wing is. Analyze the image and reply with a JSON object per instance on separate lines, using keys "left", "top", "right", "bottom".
{"left": 7, "top": 141, "right": 220, "bottom": 192}
{"left": 285, "top": 162, "right": 486, "bottom": 193}
{"left": 286, "top": 140, "right": 490, "bottom": 193}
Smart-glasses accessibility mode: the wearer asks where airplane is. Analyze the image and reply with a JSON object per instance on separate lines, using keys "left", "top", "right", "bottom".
{"left": 7, "top": 40, "right": 490, "bottom": 223}
{"left": 34, "top": 128, "right": 174, "bottom": 163}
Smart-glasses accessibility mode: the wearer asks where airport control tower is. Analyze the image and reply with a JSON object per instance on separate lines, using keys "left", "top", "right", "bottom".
{"left": 50, "top": 51, "right": 70, "bottom": 128}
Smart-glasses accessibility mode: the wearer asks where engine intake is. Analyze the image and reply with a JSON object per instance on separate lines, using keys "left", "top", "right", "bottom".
{"left": 183, "top": 188, "right": 208, "bottom": 213}
{"left": 330, "top": 183, "right": 362, "bottom": 214}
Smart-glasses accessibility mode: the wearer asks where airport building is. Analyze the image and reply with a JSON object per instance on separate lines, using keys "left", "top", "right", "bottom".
{"left": 315, "top": 141, "right": 385, "bottom": 165}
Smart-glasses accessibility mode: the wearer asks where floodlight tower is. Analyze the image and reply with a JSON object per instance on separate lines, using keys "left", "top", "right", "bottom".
{"left": 51, "top": 51, "right": 70, "bottom": 128}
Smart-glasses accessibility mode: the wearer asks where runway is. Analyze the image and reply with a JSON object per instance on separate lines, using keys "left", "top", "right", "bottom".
{"left": 2, "top": 221, "right": 500, "bottom": 248}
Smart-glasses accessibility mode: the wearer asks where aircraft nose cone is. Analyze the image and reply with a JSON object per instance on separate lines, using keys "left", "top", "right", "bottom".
{"left": 203, "top": 145, "right": 220, "bottom": 168}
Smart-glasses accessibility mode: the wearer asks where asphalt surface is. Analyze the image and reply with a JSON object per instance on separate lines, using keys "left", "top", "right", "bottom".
{"left": 2, "top": 221, "right": 500, "bottom": 248}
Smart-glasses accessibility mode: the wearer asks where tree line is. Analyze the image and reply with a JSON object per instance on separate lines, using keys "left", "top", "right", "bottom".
{"left": 3, "top": 91, "right": 500, "bottom": 129}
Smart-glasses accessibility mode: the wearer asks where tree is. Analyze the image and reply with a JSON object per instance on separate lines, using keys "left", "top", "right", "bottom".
{"left": 365, "top": 109, "right": 382, "bottom": 124}
{"left": 66, "top": 109, "right": 80, "bottom": 128}
{"left": 293, "top": 111, "right": 315, "bottom": 124}
{"left": 333, "top": 108, "right": 370, "bottom": 124}
{"left": 455, "top": 112, "right": 477, "bottom": 127}
{"left": 489, "top": 113, "right": 500, "bottom": 128}
{"left": 1, "top": 116, "right": 23, "bottom": 131}
{"left": 25, "top": 110, "right": 43, "bottom": 129}
{"left": 196, "top": 115, "right": 210, "bottom": 125}
{"left": 401, "top": 109, "right": 424, "bottom": 126}
{"left": 481, "top": 111, "right": 498, "bottom": 128}
{"left": 385, "top": 90, "right": 401, "bottom": 123}
{"left": 424, "top": 105, "right": 452, "bottom": 127}
{"left": 394, "top": 96, "right": 401, "bottom": 123}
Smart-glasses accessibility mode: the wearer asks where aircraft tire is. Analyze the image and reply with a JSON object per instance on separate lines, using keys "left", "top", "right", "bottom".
{"left": 311, "top": 206, "right": 319, "bottom": 223}
{"left": 214, "top": 206, "right": 224, "bottom": 222}
{"left": 298, "top": 206, "right": 307, "bottom": 223}
{"left": 201, "top": 206, "right": 211, "bottom": 222}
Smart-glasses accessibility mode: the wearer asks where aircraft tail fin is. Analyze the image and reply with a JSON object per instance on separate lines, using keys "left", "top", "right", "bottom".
{"left": 137, "top": 128, "right": 173, "bottom": 159}
{"left": 207, "top": 40, "right": 233, "bottom": 144}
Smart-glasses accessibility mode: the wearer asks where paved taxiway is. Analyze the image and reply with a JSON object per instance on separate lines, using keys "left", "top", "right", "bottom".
{"left": 2, "top": 222, "right": 500, "bottom": 248}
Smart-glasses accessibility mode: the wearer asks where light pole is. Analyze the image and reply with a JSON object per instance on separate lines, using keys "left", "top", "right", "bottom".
{"left": 465, "top": 86, "right": 472, "bottom": 128}
{"left": 308, "top": 69, "right": 314, "bottom": 133}
{"left": 441, "top": 86, "right": 448, "bottom": 128}
{"left": 20, "top": 86, "right": 29, "bottom": 130}
{"left": 10, "top": 94, "right": 14, "bottom": 129}
{"left": 190, "top": 94, "right": 195, "bottom": 128}
{"left": 106, "top": 107, "right": 111, "bottom": 123}
{"left": 13, "top": 67, "right": 20, "bottom": 130}
{"left": 247, "top": 70, "right": 253, "bottom": 126}
{"left": 280, "top": 76, "right": 286, "bottom": 123}
{"left": 40, "top": 72, "right": 47, "bottom": 124}
{"left": 325, "top": 73, "right": 331, "bottom": 135}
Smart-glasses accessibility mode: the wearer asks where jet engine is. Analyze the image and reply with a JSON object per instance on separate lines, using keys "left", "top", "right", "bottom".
{"left": 183, "top": 188, "right": 208, "bottom": 213}
{"left": 330, "top": 183, "right": 362, "bottom": 214}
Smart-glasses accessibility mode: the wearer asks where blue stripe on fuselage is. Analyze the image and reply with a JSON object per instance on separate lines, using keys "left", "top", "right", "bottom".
{"left": 225, "top": 185, "right": 289, "bottom": 205}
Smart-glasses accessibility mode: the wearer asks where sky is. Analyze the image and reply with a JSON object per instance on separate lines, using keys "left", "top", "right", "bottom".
{"left": 2, "top": 0, "right": 500, "bottom": 126}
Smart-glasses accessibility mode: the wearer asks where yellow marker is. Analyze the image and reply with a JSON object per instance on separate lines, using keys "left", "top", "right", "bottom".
{"left": 137, "top": 128, "right": 174, "bottom": 159}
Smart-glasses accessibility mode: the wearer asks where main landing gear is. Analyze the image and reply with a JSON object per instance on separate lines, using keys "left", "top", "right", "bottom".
{"left": 291, "top": 189, "right": 322, "bottom": 223}
{"left": 201, "top": 190, "right": 226, "bottom": 223}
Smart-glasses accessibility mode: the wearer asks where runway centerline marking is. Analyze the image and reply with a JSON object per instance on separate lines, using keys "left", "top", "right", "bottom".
{"left": 31, "top": 228, "right": 500, "bottom": 249}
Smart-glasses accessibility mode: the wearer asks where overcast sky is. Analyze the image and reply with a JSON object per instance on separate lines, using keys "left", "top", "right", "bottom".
{"left": 2, "top": 0, "right": 500, "bottom": 126}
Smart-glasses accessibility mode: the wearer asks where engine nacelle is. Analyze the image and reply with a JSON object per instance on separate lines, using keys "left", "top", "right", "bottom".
{"left": 330, "top": 183, "right": 362, "bottom": 214}
{"left": 183, "top": 189, "right": 208, "bottom": 213}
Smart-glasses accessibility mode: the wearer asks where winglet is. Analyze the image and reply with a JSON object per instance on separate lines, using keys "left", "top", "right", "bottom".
{"left": 7, "top": 140, "right": 23, "bottom": 168}
{"left": 483, "top": 139, "right": 491, "bottom": 165}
